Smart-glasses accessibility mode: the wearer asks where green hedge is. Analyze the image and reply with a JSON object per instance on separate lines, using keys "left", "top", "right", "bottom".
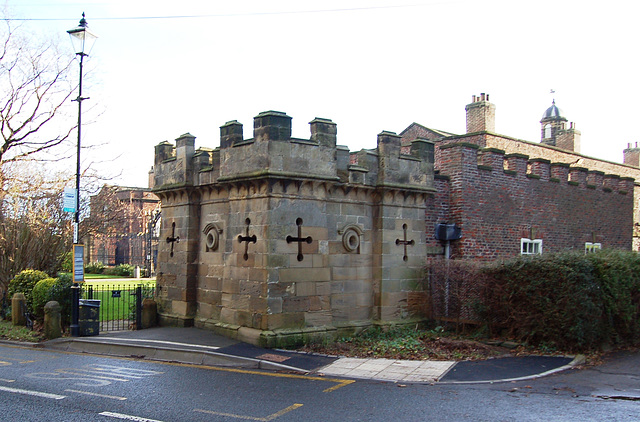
{"left": 85, "top": 261, "right": 105, "bottom": 274}
{"left": 479, "top": 250, "right": 640, "bottom": 351}
{"left": 29, "top": 273, "right": 73, "bottom": 325}
{"left": 103, "top": 264, "right": 134, "bottom": 277}
{"left": 7, "top": 270, "right": 50, "bottom": 313}
{"left": 32, "top": 278, "right": 57, "bottom": 320}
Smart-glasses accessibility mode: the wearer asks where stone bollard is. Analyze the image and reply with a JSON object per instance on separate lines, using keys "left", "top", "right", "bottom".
{"left": 11, "top": 293, "right": 27, "bottom": 326}
{"left": 141, "top": 298, "right": 157, "bottom": 329}
{"left": 43, "top": 301, "right": 62, "bottom": 339}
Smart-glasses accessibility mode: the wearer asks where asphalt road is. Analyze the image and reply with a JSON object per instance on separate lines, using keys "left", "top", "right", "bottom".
{"left": 1, "top": 344, "right": 638, "bottom": 421}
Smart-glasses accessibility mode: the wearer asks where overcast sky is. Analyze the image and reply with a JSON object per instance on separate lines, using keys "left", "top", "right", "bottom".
{"left": 6, "top": 0, "right": 640, "bottom": 188}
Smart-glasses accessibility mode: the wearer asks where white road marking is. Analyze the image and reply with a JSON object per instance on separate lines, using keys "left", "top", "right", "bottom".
{"left": 99, "top": 411, "right": 164, "bottom": 421}
{"left": 97, "top": 337, "right": 220, "bottom": 350}
{"left": 26, "top": 364, "right": 163, "bottom": 387}
{"left": 0, "top": 385, "right": 65, "bottom": 400}
{"left": 55, "top": 369, "right": 131, "bottom": 381}
{"left": 0, "top": 378, "right": 16, "bottom": 383}
{"left": 87, "top": 364, "right": 164, "bottom": 377}
{"left": 65, "top": 389, "right": 127, "bottom": 400}
{"left": 26, "top": 372, "right": 114, "bottom": 387}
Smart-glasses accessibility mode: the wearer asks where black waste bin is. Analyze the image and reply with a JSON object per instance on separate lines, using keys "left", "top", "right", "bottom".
{"left": 78, "top": 299, "right": 100, "bottom": 336}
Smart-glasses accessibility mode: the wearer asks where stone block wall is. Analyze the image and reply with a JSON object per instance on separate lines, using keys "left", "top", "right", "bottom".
{"left": 152, "top": 111, "right": 435, "bottom": 346}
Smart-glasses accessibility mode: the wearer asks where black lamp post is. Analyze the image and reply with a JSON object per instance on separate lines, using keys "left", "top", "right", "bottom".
{"left": 67, "top": 13, "right": 97, "bottom": 337}
{"left": 67, "top": 13, "right": 97, "bottom": 244}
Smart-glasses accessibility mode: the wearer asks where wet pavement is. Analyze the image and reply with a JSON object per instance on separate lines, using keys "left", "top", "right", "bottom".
{"left": 42, "top": 326, "right": 583, "bottom": 384}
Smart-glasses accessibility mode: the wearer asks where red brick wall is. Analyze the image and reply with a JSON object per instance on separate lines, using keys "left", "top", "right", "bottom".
{"left": 431, "top": 143, "right": 634, "bottom": 261}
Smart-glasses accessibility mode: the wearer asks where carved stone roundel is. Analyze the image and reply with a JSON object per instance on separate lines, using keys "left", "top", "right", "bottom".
{"left": 206, "top": 231, "right": 218, "bottom": 250}
{"left": 340, "top": 224, "right": 363, "bottom": 253}
{"left": 203, "top": 223, "right": 222, "bottom": 251}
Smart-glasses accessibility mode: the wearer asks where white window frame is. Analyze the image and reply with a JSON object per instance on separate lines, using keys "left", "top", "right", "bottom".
{"left": 585, "top": 242, "right": 602, "bottom": 254}
{"left": 521, "top": 238, "right": 543, "bottom": 255}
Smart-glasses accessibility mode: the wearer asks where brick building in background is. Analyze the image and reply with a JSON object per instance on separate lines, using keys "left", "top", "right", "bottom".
{"left": 86, "top": 186, "right": 160, "bottom": 273}
{"left": 402, "top": 94, "right": 638, "bottom": 259}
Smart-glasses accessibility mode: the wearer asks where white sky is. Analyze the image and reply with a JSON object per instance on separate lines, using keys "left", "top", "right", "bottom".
{"left": 6, "top": 0, "right": 640, "bottom": 188}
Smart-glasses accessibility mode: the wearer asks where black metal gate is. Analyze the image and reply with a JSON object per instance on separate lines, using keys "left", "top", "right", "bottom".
{"left": 83, "top": 283, "right": 155, "bottom": 332}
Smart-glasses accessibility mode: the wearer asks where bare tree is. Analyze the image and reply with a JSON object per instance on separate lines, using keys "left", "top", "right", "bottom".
{"left": 0, "top": 162, "right": 73, "bottom": 293}
{"left": 0, "top": 18, "right": 75, "bottom": 164}
{"left": 81, "top": 185, "right": 132, "bottom": 238}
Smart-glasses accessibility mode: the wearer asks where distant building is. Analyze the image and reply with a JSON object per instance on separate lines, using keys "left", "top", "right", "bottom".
{"left": 86, "top": 186, "right": 160, "bottom": 274}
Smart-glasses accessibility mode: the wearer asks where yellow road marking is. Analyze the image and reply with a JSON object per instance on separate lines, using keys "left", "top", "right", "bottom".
{"left": 0, "top": 360, "right": 11, "bottom": 366}
{"left": 323, "top": 379, "right": 355, "bottom": 393}
{"left": 158, "top": 360, "right": 355, "bottom": 392}
{"left": 4, "top": 345, "right": 356, "bottom": 392}
{"left": 194, "top": 403, "right": 303, "bottom": 421}
{"left": 65, "top": 389, "right": 127, "bottom": 400}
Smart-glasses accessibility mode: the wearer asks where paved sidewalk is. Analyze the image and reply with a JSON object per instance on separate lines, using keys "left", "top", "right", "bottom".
{"left": 42, "top": 326, "right": 582, "bottom": 384}
{"left": 319, "top": 358, "right": 456, "bottom": 383}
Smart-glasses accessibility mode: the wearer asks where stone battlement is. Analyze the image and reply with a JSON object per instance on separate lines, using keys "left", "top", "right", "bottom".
{"left": 152, "top": 111, "right": 435, "bottom": 193}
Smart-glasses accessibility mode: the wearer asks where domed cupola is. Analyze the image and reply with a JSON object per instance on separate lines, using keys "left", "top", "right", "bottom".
{"left": 541, "top": 100, "right": 564, "bottom": 120}
{"left": 540, "top": 100, "right": 568, "bottom": 147}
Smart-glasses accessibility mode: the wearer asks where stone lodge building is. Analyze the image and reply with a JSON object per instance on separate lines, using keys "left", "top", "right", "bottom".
{"left": 149, "top": 95, "right": 635, "bottom": 346}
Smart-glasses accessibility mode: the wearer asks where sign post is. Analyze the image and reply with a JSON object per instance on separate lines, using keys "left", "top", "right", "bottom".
{"left": 73, "top": 244, "right": 84, "bottom": 283}
{"left": 70, "top": 244, "right": 84, "bottom": 337}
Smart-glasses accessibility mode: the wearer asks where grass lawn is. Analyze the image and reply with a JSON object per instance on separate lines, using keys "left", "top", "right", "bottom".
{"left": 82, "top": 279, "right": 156, "bottom": 288}
{"left": 81, "top": 279, "right": 156, "bottom": 323}
{"left": 84, "top": 274, "right": 129, "bottom": 280}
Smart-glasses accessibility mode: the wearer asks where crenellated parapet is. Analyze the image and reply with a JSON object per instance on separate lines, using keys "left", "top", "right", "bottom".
{"left": 438, "top": 143, "right": 634, "bottom": 193}
{"left": 153, "top": 111, "right": 435, "bottom": 195}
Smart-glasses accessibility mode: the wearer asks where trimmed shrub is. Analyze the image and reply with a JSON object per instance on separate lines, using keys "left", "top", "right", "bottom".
{"left": 32, "top": 278, "right": 57, "bottom": 320}
{"left": 115, "top": 264, "right": 134, "bottom": 277}
{"left": 50, "top": 273, "right": 73, "bottom": 327}
{"left": 7, "top": 270, "right": 50, "bottom": 313}
{"left": 478, "top": 250, "right": 640, "bottom": 351}
{"left": 102, "top": 264, "right": 134, "bottom": 277}
{"left": 85, "top": 261, "right": 105, "bottom": 274}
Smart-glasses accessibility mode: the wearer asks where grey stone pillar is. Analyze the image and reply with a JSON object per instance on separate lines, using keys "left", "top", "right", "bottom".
{"left": 11, "top": 293, "right": 26, "bottom": 326}
{"left": 141, "top": 298, "right": 158, "bottom": 329}
{"left": 44, "top": 301, "right": 62, "bottom": 339}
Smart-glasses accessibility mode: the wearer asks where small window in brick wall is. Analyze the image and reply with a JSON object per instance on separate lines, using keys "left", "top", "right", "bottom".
{"left": 585, "top": 242, "right": 602, "bottom": 254}
{"left": 521, "top": 238, "right": 543, "bottom": 255}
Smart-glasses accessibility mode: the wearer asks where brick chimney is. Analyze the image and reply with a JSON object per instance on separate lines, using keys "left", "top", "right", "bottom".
{"left": 465, "top": 93, "right": 496, "bottom": 133}
{"left": 623, "top": 142, "right": 640, "bottom": 167}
